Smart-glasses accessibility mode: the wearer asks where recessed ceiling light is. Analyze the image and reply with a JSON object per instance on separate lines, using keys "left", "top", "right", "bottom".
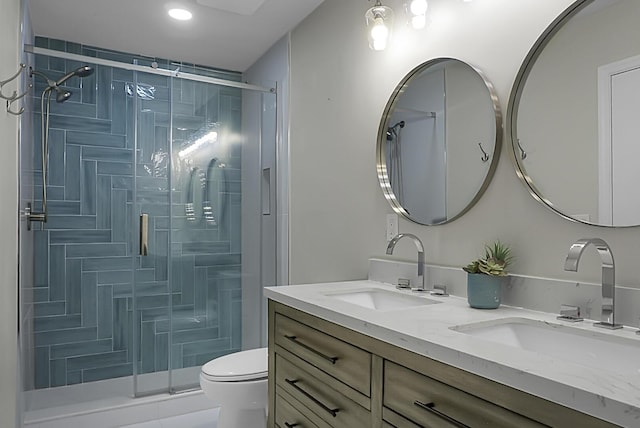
{"left": 168, "top": 8, "right": 193, "bottom": 20}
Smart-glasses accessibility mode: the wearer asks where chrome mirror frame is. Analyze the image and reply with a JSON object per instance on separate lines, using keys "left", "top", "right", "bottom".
{"left": 505, "top": 0, "right": 630, "bottom": 228}
{"left": 376, "top": 57, "right": 503, "bottom": 226}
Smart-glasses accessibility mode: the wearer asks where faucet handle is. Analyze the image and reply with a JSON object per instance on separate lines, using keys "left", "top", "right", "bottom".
{"left": 557, "top": 304, "right": 583, "bottom": 322}
{"left": 396, "top": 278, "right": 411, "bottom": 290}
{"left": 430, "top": 284, "right": 448, "bottom": 296}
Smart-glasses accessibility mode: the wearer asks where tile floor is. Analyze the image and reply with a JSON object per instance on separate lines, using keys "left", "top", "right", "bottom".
{"left": 120, "top": 408, "right": 218, "bottom": 428}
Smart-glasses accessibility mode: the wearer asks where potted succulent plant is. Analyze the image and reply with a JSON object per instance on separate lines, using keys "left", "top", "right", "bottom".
{"left": 463, "top": 241, "right": 513, "bottom": 309}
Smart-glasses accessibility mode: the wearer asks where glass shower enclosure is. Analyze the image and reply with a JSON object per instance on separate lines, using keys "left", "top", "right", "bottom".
{"left": 21, "top": 41, "right": 276, "bottom": 407}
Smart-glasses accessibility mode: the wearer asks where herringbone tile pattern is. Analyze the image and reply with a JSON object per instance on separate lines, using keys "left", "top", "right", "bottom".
{"left": 32, "top": 38, "right": 243, "bottom": 389}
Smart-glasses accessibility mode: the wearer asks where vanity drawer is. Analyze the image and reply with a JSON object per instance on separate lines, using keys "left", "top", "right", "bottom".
{"left": 276, "top": 354, "right": 370, "bottom": 428}
{"left": 382, "top": 407, "right": 422, "bottom": 428}
{"left": 384, "top": 361, "right": 545, "bottom": 428}
{"left": 275, "top": 392, "right": 324, "bottom": 428}
{"left": 274, "top": 313, "right": 371, "bottom": 396}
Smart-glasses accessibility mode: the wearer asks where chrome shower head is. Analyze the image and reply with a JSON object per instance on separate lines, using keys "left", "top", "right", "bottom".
{"left": 55, "top": 88, "right": 73, "bottom": 103}
{"left": 31, "top": 65, "right": 95, "bottom": 88}
{"left": 386, "top": 120, "right": 405, "bottom": 141}
{"left": 31, "top": 65, "right": 94, "bottom": 103}
{"left": 56, "top": 65, "right": 94, "bottom": 86}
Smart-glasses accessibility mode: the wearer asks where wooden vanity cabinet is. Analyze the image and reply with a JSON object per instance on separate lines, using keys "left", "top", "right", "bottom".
{"left": 268, "top": 300, "right": 617, "bottom": 428}
{"left": 270, "top": 306, "right": 373, "bottom": 427}
{"left": 274, "top": 312, "right": 371, "bottom": 397}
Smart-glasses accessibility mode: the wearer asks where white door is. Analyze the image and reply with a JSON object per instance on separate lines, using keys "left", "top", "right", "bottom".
{"left": 598, "top": 56, "right": 640, "bottom": 226}
{"left": 611, "top": 66, "right": 640, "bottom": 225}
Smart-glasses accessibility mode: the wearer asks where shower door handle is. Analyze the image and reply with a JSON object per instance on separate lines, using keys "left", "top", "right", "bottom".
{"left": 262, "top": 167, "right": 271, "bottom": 215}
{"left": 139, "top": 213, "right": 149, "bottom": 256}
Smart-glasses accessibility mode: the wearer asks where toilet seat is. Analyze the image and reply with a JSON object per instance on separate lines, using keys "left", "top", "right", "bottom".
{"left": 201, "top": 348, "right": 268, "bottom": 382}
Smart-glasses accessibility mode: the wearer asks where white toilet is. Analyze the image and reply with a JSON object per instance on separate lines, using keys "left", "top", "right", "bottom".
{"left": 200, "top": 347, "right": 268, "bottom": 428}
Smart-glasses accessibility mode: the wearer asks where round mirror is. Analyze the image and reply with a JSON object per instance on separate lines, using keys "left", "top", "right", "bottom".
{"left": 509, "top": 0, "right": 640, "bottom": 227}
{"left": 377, "top": 58, "right": 502, "bottom": 225}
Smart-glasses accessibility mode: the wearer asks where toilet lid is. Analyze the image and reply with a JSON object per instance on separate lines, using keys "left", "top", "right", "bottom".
{"left": 201, "top": 348, "right": 268, "bottom": 381}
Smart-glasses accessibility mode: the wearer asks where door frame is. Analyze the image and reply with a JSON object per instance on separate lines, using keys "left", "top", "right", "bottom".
{"left": 597, "top": 54, "right": 640, "bottom": 224}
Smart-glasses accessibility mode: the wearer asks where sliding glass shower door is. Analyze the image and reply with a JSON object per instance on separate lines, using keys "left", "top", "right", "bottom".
{"left": 131, "top": 71, "right": 274, "bottom": 394}
{"left": 131, "top": 70, "right": 172, "bottom": 395}
{"left": 26, "top": 42, "right": 275, "bottom": 403}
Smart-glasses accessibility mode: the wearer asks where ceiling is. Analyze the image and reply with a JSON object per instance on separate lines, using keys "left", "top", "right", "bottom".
{"left": 27, "top": 0, "right": 325, "bottom": 72}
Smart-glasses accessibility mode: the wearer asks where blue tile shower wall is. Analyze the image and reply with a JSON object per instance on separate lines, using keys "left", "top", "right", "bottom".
{"left": 33, "top": 37, "right": 243, "bottom": 388}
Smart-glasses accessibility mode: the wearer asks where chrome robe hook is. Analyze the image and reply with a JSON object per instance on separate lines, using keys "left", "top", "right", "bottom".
{"left": 0, "top": 63, "right": 26, "bottom": 100}
{"left": 478, "top": 142, "right": 490, "bottom": 162}
{"left": 6, "top": 83, "right": 32, "bottom": 115}
{"left": 517, "top": 139, "right": 527, "bottom": 160}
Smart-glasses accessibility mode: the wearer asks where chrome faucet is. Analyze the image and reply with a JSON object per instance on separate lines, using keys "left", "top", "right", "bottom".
{"left": 386, "top": 233, "right": 427, "bottom": 292}
{"left": 564, "top": 238, "right": 621, "bottom": 330}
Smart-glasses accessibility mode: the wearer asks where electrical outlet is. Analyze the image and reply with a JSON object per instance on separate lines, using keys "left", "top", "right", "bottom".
{"left": 386, "top": 213, "right": 398, "bottom": 242}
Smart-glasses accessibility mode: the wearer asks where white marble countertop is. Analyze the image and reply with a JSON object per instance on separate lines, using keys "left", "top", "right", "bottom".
{"left": 265, "top": 280, "right": 640, "bottom": 427}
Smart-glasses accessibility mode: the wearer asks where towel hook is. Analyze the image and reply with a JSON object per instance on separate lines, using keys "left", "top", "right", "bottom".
{"left": 0, "top": 63, "right": 27, "bottom": 100}
{"left": 478, "top": 142, "right": 490, "bottom": 162}
{"left": 6, "top": 83, "right": 32, "bottom": 115}
{"left": 517, "top": 139, "right": 527, "bottom": 160}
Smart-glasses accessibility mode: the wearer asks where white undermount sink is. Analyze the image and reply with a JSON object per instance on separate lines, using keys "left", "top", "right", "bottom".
{"left": 324, "top": 288, "right": 440, "bottom": 311}
{"left": 452, "top": 318, "right": 640, "bottom": 375}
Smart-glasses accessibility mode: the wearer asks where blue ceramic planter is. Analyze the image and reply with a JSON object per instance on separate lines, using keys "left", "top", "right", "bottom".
{"left": 467, "top": 273, "right": 505, "bottom": 309}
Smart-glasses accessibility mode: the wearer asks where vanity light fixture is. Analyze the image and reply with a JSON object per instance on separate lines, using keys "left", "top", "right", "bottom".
{"left": 365, "top": 0, "right": 394, "bottom": 51}
{"left": 168, "top": 8, "right": 193, "bottom": 21}
{"left": 405, "top": 0, "right": 428, "bottom": 29}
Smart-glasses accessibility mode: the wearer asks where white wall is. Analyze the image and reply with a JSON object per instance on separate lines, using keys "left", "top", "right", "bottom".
{"left": 18, "top": 0, "right": 35, "bottom": 414}
{"left": 288, "top": 0, "right": 640, "bottom": 289}
{"left": 0, "top": 0, "right": 22, "bottom": 425}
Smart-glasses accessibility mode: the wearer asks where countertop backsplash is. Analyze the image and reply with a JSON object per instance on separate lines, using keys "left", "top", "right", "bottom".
{"left": 368, "top": 257, "right": 640, "bottom": 328}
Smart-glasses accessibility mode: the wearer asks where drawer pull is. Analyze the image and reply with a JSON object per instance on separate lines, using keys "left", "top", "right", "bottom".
{"left": 284, "top": 423, "right": 300, "bottom": 428}
{"left": 414, "top": 400, "right": 470, "bottom": 428}
{"left": 285, "top": 378, "right": 340, "bottom": 418}
{"left": 284, "top": 335, "right": 339, "bottom": 364}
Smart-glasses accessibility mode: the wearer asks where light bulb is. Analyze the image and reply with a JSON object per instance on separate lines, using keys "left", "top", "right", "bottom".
{"left": 405, "top": 0, "right": 427, "bottom": 29}
{"left": 168, "top": 8, "right": 192, "bottom": 21}
{"left": 410, "top": 0, "right": 428, "bottom": 16}
{"left": 411, "top": 14, "right": 426, "bottom": 29}
{"left": 372, "top": 38, "right": 387, "bottom": 51}
{"left": 365, "top": 2, "right": 393, "bottom": 51}
{"left": 371, "top": 17, "right": 389, "bottom": 40}
{"left": 370, "top": 17, "right": 389, "bottom": 51}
